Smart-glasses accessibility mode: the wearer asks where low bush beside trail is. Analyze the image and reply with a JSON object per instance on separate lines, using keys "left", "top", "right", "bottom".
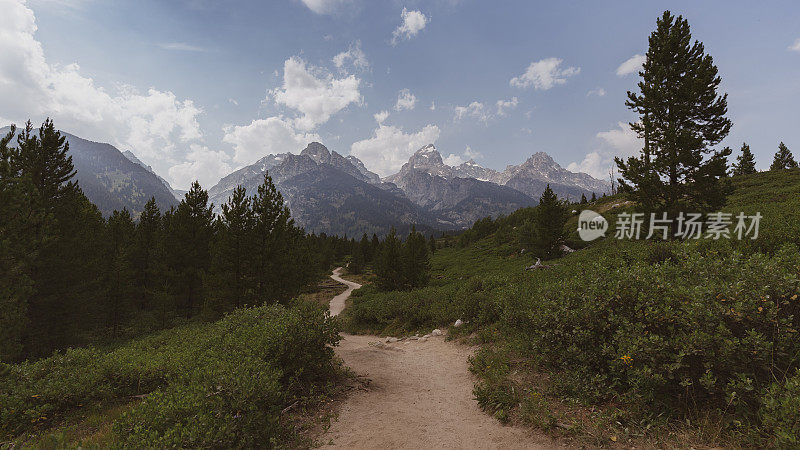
{"left": 1, "top": 301, "right": 340, "bottom": 448}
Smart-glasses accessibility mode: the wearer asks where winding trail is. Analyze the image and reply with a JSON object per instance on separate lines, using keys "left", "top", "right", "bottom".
{"left": 324, "top": 268, "right": 557, "bottom": 449}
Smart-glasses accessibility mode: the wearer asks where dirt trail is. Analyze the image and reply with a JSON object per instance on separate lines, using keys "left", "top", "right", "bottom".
{"left": 324, "top": 268, "right": 558, "bottom": 449}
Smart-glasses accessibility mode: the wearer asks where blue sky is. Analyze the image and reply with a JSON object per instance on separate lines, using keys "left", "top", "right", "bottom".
{"left": 1, "top": 0, "right": 799, "bottom": 189}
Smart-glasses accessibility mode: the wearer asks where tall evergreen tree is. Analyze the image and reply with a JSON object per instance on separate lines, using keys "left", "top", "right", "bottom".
{"left": 167, "top": 181, "right": 214, "bottom": 318}
{"left": 375, "top": 227, "right": 403, "bottom": 290}
{"left": 0, "top": 125, "right": 34, "bottom": 361}
{"left": 402, "top": 226, "right": 430, "bottom": 289}
{"left": 428, "top": 234, "right": 436, "bottom": 254}
{"left": 580, "top": 193, "right": 588, "bottom": 204}
{"left": 521, "top": 185, "right": 567, "bottom": 260}
{"left": 370, "top": 234, "right": 380, "bottom": 262}
{"left": 615, "top": 11, "right": 732, "bottom": 224}
{"left": 16, "top": 119, "right": 78, "bottom": 217}
{"left": 590, "top": 192, "right": 597, "bottom": 202}
{"left": 251, "top": 173, "right": 293, "bottom": 302}
{"left": 207, "top": 186, "right": 254, "bottom": 312}
{"left": 732, "top": 142, "right": 758, "bottom": 175}
{"left": 104, "top": 209, "right": 135, "bottom": 335}
{"left": 770, "top": 142, "right": 797, "bottom": 171}
{"left": 131, "top": 198, "right": 163, "bottom": 311}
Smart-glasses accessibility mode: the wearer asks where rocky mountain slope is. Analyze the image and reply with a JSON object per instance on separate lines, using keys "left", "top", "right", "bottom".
{"left": 208, "top": 142, "right": 441, "bottom": 236}
{"left": 386, "top": 144, "right": 609, "bottom": 203}
{"left": 122, "top": 150, "right": 186, "bottom": 200}
{"left": 1, "top": 126, "right": 178, "bottom": 217}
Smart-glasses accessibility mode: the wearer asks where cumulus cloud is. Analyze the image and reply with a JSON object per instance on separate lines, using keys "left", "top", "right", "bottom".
{"left": 270, "top": 56, "right": 362, "bottom": 131}
{"left": 454, "top": 101, "right": 489, "bottom": 122}
{"left": 567, "top": 122, "right": 642, "bottom": 179}
{"left": 222, "top": 116, "right": 320, "bottom": 165}
{"left": 332, "top": 40, "right": 369, "bottom": 73}
{"left": 510, "top": 57, "right": 580, "bottom": 90}
{"left": 443, "top": 145, "right": 482, "bottom": 166}
{"left": 587, "top": 87, "right": 606, "bottom": 97}
{"left": 616, "top": 54, "right": 646, "bottom": 76}
{"left": 394, "top": 88, "right": 417, "bottom": 111}
{"left": 373, "top": 110, "right": 389, "bottom": 124}
{"left": 495, "top": 97, "right": 518, "bottom": 116}
{"left": 298, "top": 0, "right": 351, "bottom": 14}
{"left": 168, "top": 144, "right": 232, "bottom": 189}
{"left": 350, "top": 124, "right": 440, "bottom": 176}
{"left": 0, "top": 0, "right": 207, "bottom": 189}
{"left": 790, "top": 38, "right": 800, "bottom": 52}
{"left": 391, "top": 8, "right": 428, "bottom": 45}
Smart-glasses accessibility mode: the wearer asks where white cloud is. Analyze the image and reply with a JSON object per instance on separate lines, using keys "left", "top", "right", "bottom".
{"left": 391, "top": 8, "right": 428, "bottom": 45}
{"left": 168, "top": 144, "right": 232, "bottom": 189}
{"left": 510, "top": 57, "right": 580, "bottom": 90}
{"left": 455, "top": 97, "right": 519, "bottom": 122}
{"left": 0, "top": 0, "right": 206, "bottom": 189}
{"left": 454, "top": 101, "right": 489, "bottom": 122}
{"left": 443, "top": 145, "right": 482, "bottom": 166}
{"left": 350, "top": 124, "right": 440, "bottom": 176}
{"left": 567, "top": 122, "right": 642, "bottom": 179}
{"left": 790, "top": 38, "right": 800, "bottom": 52}
{"left": 373, "top": 110, "right": 389, "bottom": 124}
{"left": 616, "top": 54, "right": 646, "bottom": 76}
{"left": 430, "top": 101, "right": 436, "bottom": 111}
{"left": 332, "top": 40, "right": 369, "bottom": 73}
{"left": 298, "top": 0, "right": 351, "bottom": 14}
{"left": 495, "top": 97, "right": 518, "bottom": 116}
{"left": 157, "top": 42, "right": 205, "bottom": 52}
{"left": 222, "top": 116, "right": 320, "bottom": 165}
{"left": 228, "top": 98, "right": 238, "bottom": 106}
{"left": 442, "top": 153, "right": 463, "bottom": 166}
{"left": 587, "top": 87, "right": 606, "bottom": 97}
{"left": 394, "top": 88, "right": 417, "bottom": 111}
{"left": 270, "top": 56, "right": 362, "bottom": 131}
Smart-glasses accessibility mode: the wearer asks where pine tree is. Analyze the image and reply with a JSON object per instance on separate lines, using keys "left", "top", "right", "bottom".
{"left": 580, "top": 193, "right": 588, "bottom": 204}
{"left": 731, "top": 143, "right": 757, "bottom": 175}
{"left": 167, "top": 181, "right": 214, "bottom": 318}
{"left": 0, "top": 125, "right": 34, "bottom": 361}
{"left": 522, "top": 185, "right": 566, "bottom": 260}
{"left": 375, "top": 227, "right": 403, "bottom": 290}
{"left": 770, "top": 142, "right": 797, "bottom": 171}
{"left": 207, "top": 186, "right": 254, "bottom": 313}
{"left": 402, "top": 227, "right": 430, "bottom": 288}
{"left": 251, "top": 173, "right": 293, "bottom": 303}
{"left": 131, "top": 198, "right": 162, "bottom": 311}
{"left": 105, "top": 209, "right": 135, "bottom": 336}
{"left": 16, "top": 119, "right": 78, "bottom": 216}
{"left": 428, "top": 234, "right": 436, "bottom": 254}
{"left": 12, "top": 120, "right": 107, "bottom": 356}
{"left": 591, "top": 192, "right": 597, "bottom": 202}
{"left": 615, "top": 11, "right": 732, "bottom": 223}
{"left": 370, "top": 234, "right": 380, "bottom": 262}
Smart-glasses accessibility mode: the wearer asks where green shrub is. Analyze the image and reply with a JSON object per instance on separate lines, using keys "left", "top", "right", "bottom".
{"left": 761, "top": 369, "right": 800, "bottom": 448}
{"left": 470, "top": 348, "right": 519, "bottom": 424}
{"left": 0, "top": 301, "right": 340, "bottom": 447}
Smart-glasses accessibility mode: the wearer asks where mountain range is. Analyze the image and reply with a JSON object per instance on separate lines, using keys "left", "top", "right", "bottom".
{"left": 207, "top": 142, "right": 609, "bottom": 235}
{"left": 2, "top": 125, "right": 610, "bottom": 235}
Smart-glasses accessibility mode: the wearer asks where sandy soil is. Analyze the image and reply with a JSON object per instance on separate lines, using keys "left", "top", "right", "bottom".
{"left": 324, "top": 268, "right": 559, "bottom": 449}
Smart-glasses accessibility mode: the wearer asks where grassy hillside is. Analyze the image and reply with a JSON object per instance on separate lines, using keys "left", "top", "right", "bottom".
{"left": 342, "top": 169, "right": 800, "bottom": 447}
{"left": 1, "top": 301, "right": 340, "bottom": 448}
